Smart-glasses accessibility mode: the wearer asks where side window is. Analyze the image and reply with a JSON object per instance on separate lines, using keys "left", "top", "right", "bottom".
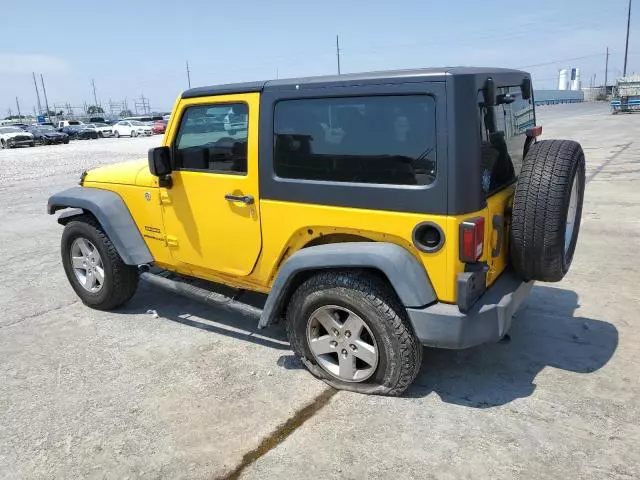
{"left": 174, "top": 103, "right": 249, "bottom": 174}
{"left": 273, "top": 95, "right": 436, "bottom": 186}
{"left": 479, "top": 86, "right": 534, "bottom": 194}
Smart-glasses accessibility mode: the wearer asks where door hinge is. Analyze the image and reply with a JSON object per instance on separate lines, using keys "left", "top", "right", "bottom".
{"left": 159, "top": 191, "right": 172, "bottom": 205}
{"left": 165, "top": 235, "right": 179, "bottom": 247}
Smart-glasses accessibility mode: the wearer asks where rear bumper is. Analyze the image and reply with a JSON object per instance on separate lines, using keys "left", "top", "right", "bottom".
{"left": 407, "top": 271, "right": 533, "bottom": 349}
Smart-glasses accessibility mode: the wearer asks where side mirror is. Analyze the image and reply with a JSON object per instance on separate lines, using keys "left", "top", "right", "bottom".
{"left": 521, "top": 77, "right": 532, "bottom": 100}
{"left": 148, "top": 146, "right": 172, "bottom": 177}
{"left": 484, "top": 77, "right": 497, "bottom": 107}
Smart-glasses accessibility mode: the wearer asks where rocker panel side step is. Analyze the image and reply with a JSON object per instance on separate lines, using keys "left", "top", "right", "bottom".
{"left": 140, "top": 271, "right": 263, "bottom": 318}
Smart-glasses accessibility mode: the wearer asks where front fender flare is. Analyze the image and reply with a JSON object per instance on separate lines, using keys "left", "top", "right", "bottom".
{"left": 258, "top": 242, "right": 436, "bottom": 328}
{"left": 47, "top": 186, "right": 153, "bottom": 266}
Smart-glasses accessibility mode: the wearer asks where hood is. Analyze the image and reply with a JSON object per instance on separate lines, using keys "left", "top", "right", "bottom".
{"left": 1, "top": 131, "right": 33, "bottom": 139}
{"left": 83, "top": 159, "right": 157, "bottom": 187}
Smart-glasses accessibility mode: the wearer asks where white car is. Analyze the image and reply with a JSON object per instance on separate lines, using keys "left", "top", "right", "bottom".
{"left": 0, "top": 126, "right": 35, "bottom": 149}
{"left": 86, "top": 123, "right": 114, "bottom": 138}
{"left": 112, "top": 120, "right": 153, "bottom": 138}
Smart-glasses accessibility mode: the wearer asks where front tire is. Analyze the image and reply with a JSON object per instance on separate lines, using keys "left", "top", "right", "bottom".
{"left": 286, "top": 271, "right": 422, "bottom": 396}
{"left": 61, "top": 215, "right": 139, "bottom": 310}
{"left": 114, "top": 130, "right": 120, "bottom": 138}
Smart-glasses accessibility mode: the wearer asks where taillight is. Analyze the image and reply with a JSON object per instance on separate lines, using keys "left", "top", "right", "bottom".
{"left": 526, "top": 126, "right": 542, "bottom": 138}
{"left": 459, "top": 217, "right": 485, "bottom": 263}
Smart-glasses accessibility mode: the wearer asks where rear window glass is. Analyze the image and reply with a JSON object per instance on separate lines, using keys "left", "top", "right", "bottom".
{"left": 479, "top": 86, "right": 534, "bottom": 194}
{"left": 274, "top": 95, "right": 436, "bottom": 186}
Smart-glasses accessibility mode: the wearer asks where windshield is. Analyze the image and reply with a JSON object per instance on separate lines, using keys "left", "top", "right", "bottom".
{"left": 38, "top": 125, "right": 55, "bottom": 131}
{"left": 0, "top": 127, "right": 23, "bottom": 133}
{"left": 68, "top": 121, "right": 82, "bottom": 125}
{"left": 130, "top": 121, "right": 145, "bottom": 126}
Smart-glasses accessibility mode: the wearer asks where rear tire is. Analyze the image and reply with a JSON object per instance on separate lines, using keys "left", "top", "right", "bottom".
{"left": 131, "top": 130, "right": 137, "bottom": 137}
{"left": 61, "top": 215, "right": 139, "bottom": 310}
{"left": 286, "top": 271, "right": 422, "bottom": 396}
{"left": 510, "top": 139, "right": 585, "bottom": 282}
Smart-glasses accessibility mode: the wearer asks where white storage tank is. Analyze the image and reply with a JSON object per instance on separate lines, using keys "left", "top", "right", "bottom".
{"left": 571, "top": 68, "right": 581, "bottom": 91}
{"left": 558, "top": 69, "right": 570, "bottom": 90}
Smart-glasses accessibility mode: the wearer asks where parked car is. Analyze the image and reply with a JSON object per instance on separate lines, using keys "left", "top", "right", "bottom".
{"left": 86, "top": 123, "right": 114, "bottom": 137}
{"left": 26, "top": 125, "right": 69, "bottom": 145}
{"left": 59, "top": 125, "right": 98, "bottom": 140}
{"left": 112, "top": 120, "right": 153, "bottom": 137}
{"left": 152, "top": 120, "right": 167, "bottom": 134}
{"left": 0, "top": 126, "right": 35, "bottom": 148}
{"left": 57, "top": 120, "right": 85, "bottom": 129}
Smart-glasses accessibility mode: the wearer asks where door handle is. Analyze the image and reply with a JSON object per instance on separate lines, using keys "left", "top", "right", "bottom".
{"left": 224, "top": 193, "right": 254, "bottom": 205}
{"left": 492, "top": 214, "right": 504, "bottom": 257}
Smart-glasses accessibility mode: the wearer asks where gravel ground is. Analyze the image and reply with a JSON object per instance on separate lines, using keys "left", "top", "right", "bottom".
{"left": 1, "top": 105, "right": 639, "bottom": 479}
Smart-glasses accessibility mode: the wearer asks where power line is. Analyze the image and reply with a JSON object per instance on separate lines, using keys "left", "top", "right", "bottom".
{"left": 517, "top": 53, "right": 608, "bottom": 69}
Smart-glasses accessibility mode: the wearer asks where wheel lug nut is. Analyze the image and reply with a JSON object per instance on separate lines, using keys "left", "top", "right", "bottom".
{"left": 330, "top": 340, "right": 337, "bottom": 348}
{"left": 332, "top": 328, "right": 340, "bottom": 336}
{"left": 341, "top": 349, "right": 347, "bottom": 356}
{"left": 349, "top": 344, "right": 357, "bottom": 351}
{"left": 344, "top": 330, "right": 351, "bottom": 338}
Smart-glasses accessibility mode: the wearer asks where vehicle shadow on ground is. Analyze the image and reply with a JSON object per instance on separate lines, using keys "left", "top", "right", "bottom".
{"left": 406, "top": 285, "right": 619, "bottom": 407}
{"left": 118, "top": 280, "right": 291, "bottom": 351}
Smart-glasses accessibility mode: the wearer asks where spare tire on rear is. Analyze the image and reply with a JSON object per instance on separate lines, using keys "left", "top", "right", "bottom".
{"left": 510, "top": 139, "right": 585, "bottom": 282}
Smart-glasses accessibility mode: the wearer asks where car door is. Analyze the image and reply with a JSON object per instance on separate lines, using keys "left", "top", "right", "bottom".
{"left": 159, "top": 92, "right": 262, "bottom": 277}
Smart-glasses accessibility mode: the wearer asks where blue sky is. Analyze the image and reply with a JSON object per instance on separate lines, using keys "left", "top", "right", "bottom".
{"left": 0, "top": 0, "right": 637, "bottom": 115}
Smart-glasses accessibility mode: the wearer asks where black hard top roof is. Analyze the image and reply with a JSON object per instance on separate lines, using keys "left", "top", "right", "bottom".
{"left": 181, "top": 67, "right": 529, "bottom": 98}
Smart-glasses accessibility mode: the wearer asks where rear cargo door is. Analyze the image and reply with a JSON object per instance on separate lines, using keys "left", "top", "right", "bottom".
{"left": 479, "top": 87, "right": 535, "bottom": 285}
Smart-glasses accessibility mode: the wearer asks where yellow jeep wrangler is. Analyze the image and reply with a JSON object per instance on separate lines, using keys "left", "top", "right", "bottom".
{"left": 48, "top": 67, "right": 585, "bottom": 395}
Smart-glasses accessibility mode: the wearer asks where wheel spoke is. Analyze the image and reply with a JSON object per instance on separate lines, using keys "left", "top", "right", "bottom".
{"left": 71, "top": 256, "right": 86, "bottom": 269}
{"left": 84, "top": 271, "right": 96, "bottom": 289}
{"left": 338, "top": 353, "right": 357, "bottom": 380}
{"left": 309, "top": 335, "right": 335, "bottom": 356}
{"left": 76, "top": 238, "right": 92, "bottom": 257}
{"left": 353, "top": 340, "right": 377, "bottom": 367}
{"left": 90, "top": 250, "right": 101, "bottom": 264}
{"left": 342, "top": 313, "right": 364, "bottom": 337}
{"left": 93, "top": 266, "right": 105, "bottom": 285}
{"left": 314, "top": 310, "right": 340, "bottom": 333}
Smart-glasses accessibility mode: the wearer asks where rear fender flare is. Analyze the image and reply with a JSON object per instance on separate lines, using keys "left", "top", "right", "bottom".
{"left": 47, "top": 186, "right": 153, "bottom": 265}
{"left": 258, "top": 242, "right": 436, "bottom": 328}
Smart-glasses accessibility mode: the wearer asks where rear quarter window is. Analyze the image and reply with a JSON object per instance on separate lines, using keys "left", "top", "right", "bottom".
{"left": 273, "top": 95, "right": 436, "bottom": 186}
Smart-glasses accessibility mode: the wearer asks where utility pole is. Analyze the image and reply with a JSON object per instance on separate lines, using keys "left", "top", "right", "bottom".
{"left": 623, "top": 0, "right": 632, "bottom": 77}
{"left": 91, "top": 79, "right": 99, "bottom": 107}
{"left": 605, "top": 47, "right": 610, "bottom": 88}
{"left": 336, "top": 35, "right": 341, "bottom": 75}
{"left": 15, "top": 97, "right": 21, "bottom": 121}
{"left": 40, "top": 74, "right": 52, "bottom": 122}
{"left": 186, "top": 60, "right": 191, "bottom": 88}
{"left": 32, "top": 72, "right": 42, "bottom": 114}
